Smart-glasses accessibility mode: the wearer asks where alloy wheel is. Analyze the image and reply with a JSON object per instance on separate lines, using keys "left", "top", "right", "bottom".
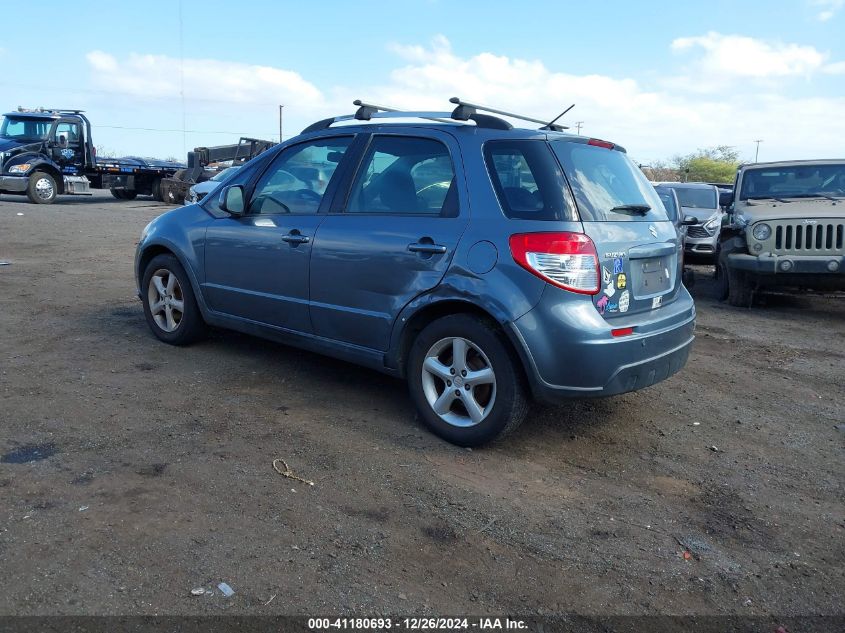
{"left": 420, "top": 336, "right": 497, "bottom": 427}
{"left": 147, "top": 268, "right": 185, "bottom": 332}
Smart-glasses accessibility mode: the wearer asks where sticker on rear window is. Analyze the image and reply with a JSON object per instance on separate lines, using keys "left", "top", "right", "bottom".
{"left": 613, "top": 258, "right": 624, "bottom": 274}
{"left": 619, "top": 290, "right": 630, "bottom": 313}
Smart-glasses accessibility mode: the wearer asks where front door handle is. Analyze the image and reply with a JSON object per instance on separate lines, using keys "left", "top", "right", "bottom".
{"left": 281, "top": 232, "right": 310, "bottom": 245}
{"left": 408, "top": 242, "right": 447, "bottom": 254}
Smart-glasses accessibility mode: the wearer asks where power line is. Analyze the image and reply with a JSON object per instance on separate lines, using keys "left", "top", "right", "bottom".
{"left": 97, "top": 124, "right": 287, "bottom": 137}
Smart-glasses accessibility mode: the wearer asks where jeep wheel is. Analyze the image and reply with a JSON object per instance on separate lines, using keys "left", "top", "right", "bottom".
{"left": 408, "top": 314, "right": 528, "bottom": 447}
{"left": 26, "top": 171, "right": 57, "bottom": 204}
{"left": 722, "top": 263, "right": 753, "bottom": 307}
{"left": 141, "top": 254, "right": 206, "bottom": 345}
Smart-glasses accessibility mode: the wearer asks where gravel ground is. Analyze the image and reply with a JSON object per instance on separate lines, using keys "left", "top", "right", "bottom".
{"left": 0, "top": 191, "right": 843, "bottom": 618}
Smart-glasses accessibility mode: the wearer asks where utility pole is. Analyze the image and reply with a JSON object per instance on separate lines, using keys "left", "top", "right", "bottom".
{"left": 754, "top": 139, "right": 763, "bottom": 162}
{"left": 574, "top": 121, "right": 584, "bottom": 135}
{"left": 279, "top": 105, "right": 284, "bottom": 143}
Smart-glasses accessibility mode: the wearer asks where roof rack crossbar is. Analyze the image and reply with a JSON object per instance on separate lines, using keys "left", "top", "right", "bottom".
{"left": 301, "top": 98, "right": 517, "bottom": 134}
{"left": 353, "top": 100, "right": 454, "bottom": 124}
{"left": 449, "top": 97, "right": 570, "bottom": 131}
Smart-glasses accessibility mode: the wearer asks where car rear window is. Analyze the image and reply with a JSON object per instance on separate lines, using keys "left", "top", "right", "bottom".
{"left": 484, "top": 140, "right": 577, "bottom": 221}
{"left": 656, "top": 190, "right": 678, "bottom": 222}
{"left": 551, "top": 141, "right": 669, "bottom": 222}
{"left": 671, "top": 187, "right": 717, "bottom": 209}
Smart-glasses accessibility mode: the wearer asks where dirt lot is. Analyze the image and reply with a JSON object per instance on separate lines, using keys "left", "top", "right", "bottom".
{"left": 0, "top": 191, "right": 843, "bottom": 618}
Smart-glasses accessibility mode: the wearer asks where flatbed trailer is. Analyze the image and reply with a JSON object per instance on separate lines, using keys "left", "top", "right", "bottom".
{"left": 0, "top": 107, "right": 183, "bottom": 204}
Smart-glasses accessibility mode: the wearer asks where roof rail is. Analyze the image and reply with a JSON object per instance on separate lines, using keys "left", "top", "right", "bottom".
{"left": 449, "top": 97, "right": 572, "bottom": 131}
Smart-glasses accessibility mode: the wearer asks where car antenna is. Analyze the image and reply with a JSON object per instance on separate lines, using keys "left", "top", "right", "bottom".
{"left": 541, "top": 104, "right": 575, "bottom": 131}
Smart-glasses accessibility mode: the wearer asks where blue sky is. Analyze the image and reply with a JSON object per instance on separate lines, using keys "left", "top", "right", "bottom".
{"left": 1, "top": 0, "right": 843, "bottom": 163}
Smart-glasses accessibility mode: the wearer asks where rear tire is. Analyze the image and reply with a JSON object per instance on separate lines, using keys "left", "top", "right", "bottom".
{"left": 26, "top": 171, "right": 57, "bottom": 204}
{"left": 407, "top": 314, "right": 528, "bottom": 447}
{"left": 141, "top": 254, "right": 206, "bottom": 345}
{"left": 151, "top": 178, "right": 164, "bottom": 202}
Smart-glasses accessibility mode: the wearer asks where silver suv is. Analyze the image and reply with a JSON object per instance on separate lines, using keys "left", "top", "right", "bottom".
{"left": 718, "top": 159, "right": 845, "bottom": 306}
{"left": 656, "top": 183, "right": 722, "bottom": 260}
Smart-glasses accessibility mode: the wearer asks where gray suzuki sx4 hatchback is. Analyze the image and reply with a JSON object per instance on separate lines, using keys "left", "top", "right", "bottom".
{"left": 135, "top": 99, "right": 695, "bottom": 446}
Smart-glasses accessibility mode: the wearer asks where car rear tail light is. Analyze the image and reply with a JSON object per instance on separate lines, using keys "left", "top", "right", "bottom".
{"left": 611, "top": 327, "right": 634, "bottom": 337}
{"left": 509, "top": 232, "right": 600, "bottom": 295}
{"left": 588, "top": 138, "right": 614, "bottom": 150}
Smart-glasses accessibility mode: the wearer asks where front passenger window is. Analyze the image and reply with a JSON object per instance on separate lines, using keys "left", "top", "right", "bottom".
{"left": 248, "top": 137, "right": 352, "bottom": 215}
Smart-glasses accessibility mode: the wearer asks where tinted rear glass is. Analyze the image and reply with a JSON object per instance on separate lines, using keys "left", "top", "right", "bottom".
{"left": 655, "top": 190, "right": 678, "bottom": 222}
{"left": 671, "top": 186, "right": 717, "bottom": 209}
{"left": 484, "top": 140, "right": 576, "bottom": 221}
{"left": 551, "top": 141, "right": 668, "bottom": 222}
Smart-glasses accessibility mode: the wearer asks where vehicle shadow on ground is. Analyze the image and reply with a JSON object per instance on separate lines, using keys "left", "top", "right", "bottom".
{"left": 90, "top": 300, "right": 666, "bottom": 452}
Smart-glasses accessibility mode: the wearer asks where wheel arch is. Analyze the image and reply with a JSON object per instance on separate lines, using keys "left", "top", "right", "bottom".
{"left": 388, "top": 298, "right": 532, "bottom": 385}
{"left": 29, "top": 162, "right": 65, "bottom": 194}
{"left": 137, "top": 240, "right": 209, "bottom": 317}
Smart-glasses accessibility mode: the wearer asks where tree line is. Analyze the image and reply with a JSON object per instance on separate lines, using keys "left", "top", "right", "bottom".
{"left": 640, "top": 145, "right": 741, "bottom": 184}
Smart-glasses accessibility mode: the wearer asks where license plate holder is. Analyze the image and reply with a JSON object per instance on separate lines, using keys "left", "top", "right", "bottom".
{"left": 632, "top": 256, "right": 672, "bottom": 298}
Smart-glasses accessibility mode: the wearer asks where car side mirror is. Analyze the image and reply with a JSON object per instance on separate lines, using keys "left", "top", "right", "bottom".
{"left": 682, "top": 215, "right": 698, "bottom": 226}
{"left": 719, "top": 191, "right": 733, "bottom": 208}
{"left": 219, "top": 185, "right": 245, "bottom": 216}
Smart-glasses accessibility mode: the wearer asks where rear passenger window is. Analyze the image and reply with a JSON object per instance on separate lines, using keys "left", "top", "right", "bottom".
{"left": 347, "top": 136, "right": 457, "bottom": 216}
{"left": 484, "top": 140, "right": 576, "bottom": 221}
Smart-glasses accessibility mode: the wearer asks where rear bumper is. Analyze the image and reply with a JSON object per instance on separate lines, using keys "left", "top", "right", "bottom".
{"left": 0, "top": 175, "right": 28, "bottom": 192}
{"left": 509, "top": 287, "right": 695, "bottom": 403}
{"left": 728, "top": 252, "right": 845, "bottom": 275}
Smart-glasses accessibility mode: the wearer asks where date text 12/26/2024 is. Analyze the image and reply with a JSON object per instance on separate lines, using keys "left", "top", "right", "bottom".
{"left": 308, "top": 617, "right": 528, "bottom": 630}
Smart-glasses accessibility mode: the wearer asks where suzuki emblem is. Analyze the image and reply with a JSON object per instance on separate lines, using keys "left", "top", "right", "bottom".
{"left": 649, "top": 225, "right": 658, "bottom": 238}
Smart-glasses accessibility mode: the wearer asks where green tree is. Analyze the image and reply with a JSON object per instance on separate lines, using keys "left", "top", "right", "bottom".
{"left": 672, "top": 146, "right": 740, "bottom": 184}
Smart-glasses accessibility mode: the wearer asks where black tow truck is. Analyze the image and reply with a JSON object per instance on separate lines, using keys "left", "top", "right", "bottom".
{"left": 0, "top": 107, "right": 182, "bottom": 204}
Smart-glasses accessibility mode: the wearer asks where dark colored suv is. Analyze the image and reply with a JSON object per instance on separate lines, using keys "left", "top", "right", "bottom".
{"left": 134, "top": 99, "right": 696, "bottom": 446}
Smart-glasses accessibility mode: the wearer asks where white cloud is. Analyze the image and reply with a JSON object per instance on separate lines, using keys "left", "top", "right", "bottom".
{"left": 85, "top": 50, "right": 324, "bottom": 109}
{"left": 823, "top": 60, "right": 845, "bottom": 74}
{"left": 83, "top": 35, "right": 845, "bottom": 162}
{"left": 671, "top": 32, "right": 827, "bottom": 78}
{"left": 811, "top": 0, "right": 844, "bottom": 21}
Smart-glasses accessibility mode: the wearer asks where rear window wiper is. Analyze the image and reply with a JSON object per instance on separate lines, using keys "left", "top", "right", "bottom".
{"left": 609, "top": 204, "right": 651, "bottom": 215}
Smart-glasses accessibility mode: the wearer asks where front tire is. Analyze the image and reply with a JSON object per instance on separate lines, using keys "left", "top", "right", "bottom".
{"left": 408, "top": 314, "right": 528, "bottom": 447}
{"left": 141, "top": 254, "right": 206, "bottom": 345}
{"left": 718, "top": 250, "right": 753, "bottom": 307}
{"left": 26, "top": 171, "right": 57, "bottom": 204}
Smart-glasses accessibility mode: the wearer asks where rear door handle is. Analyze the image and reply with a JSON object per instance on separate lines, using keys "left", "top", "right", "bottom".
{"left": 281, "top": 233, "right": 310, "bottom": 245}
{"left": 408, "top": 242, "right": 447, "bottom": 254}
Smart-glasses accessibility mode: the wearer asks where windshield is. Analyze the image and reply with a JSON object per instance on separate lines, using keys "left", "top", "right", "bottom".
{"left": 671, "top": 186, "right": 717, "bottom": 209}
{"left": 0, "top": 116, "right": 52, "bottom": 142}
{"left": 740, "top": 164, "right": 845, "bottom": 200}
{"left": 552, "top": 141, "right": 669, "bottom": 222}
{"left": 210, "top": 166, "right": 241, "bottom": 182}
{"left": 656, "top": 190, "right": 678, "bottom": 222}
